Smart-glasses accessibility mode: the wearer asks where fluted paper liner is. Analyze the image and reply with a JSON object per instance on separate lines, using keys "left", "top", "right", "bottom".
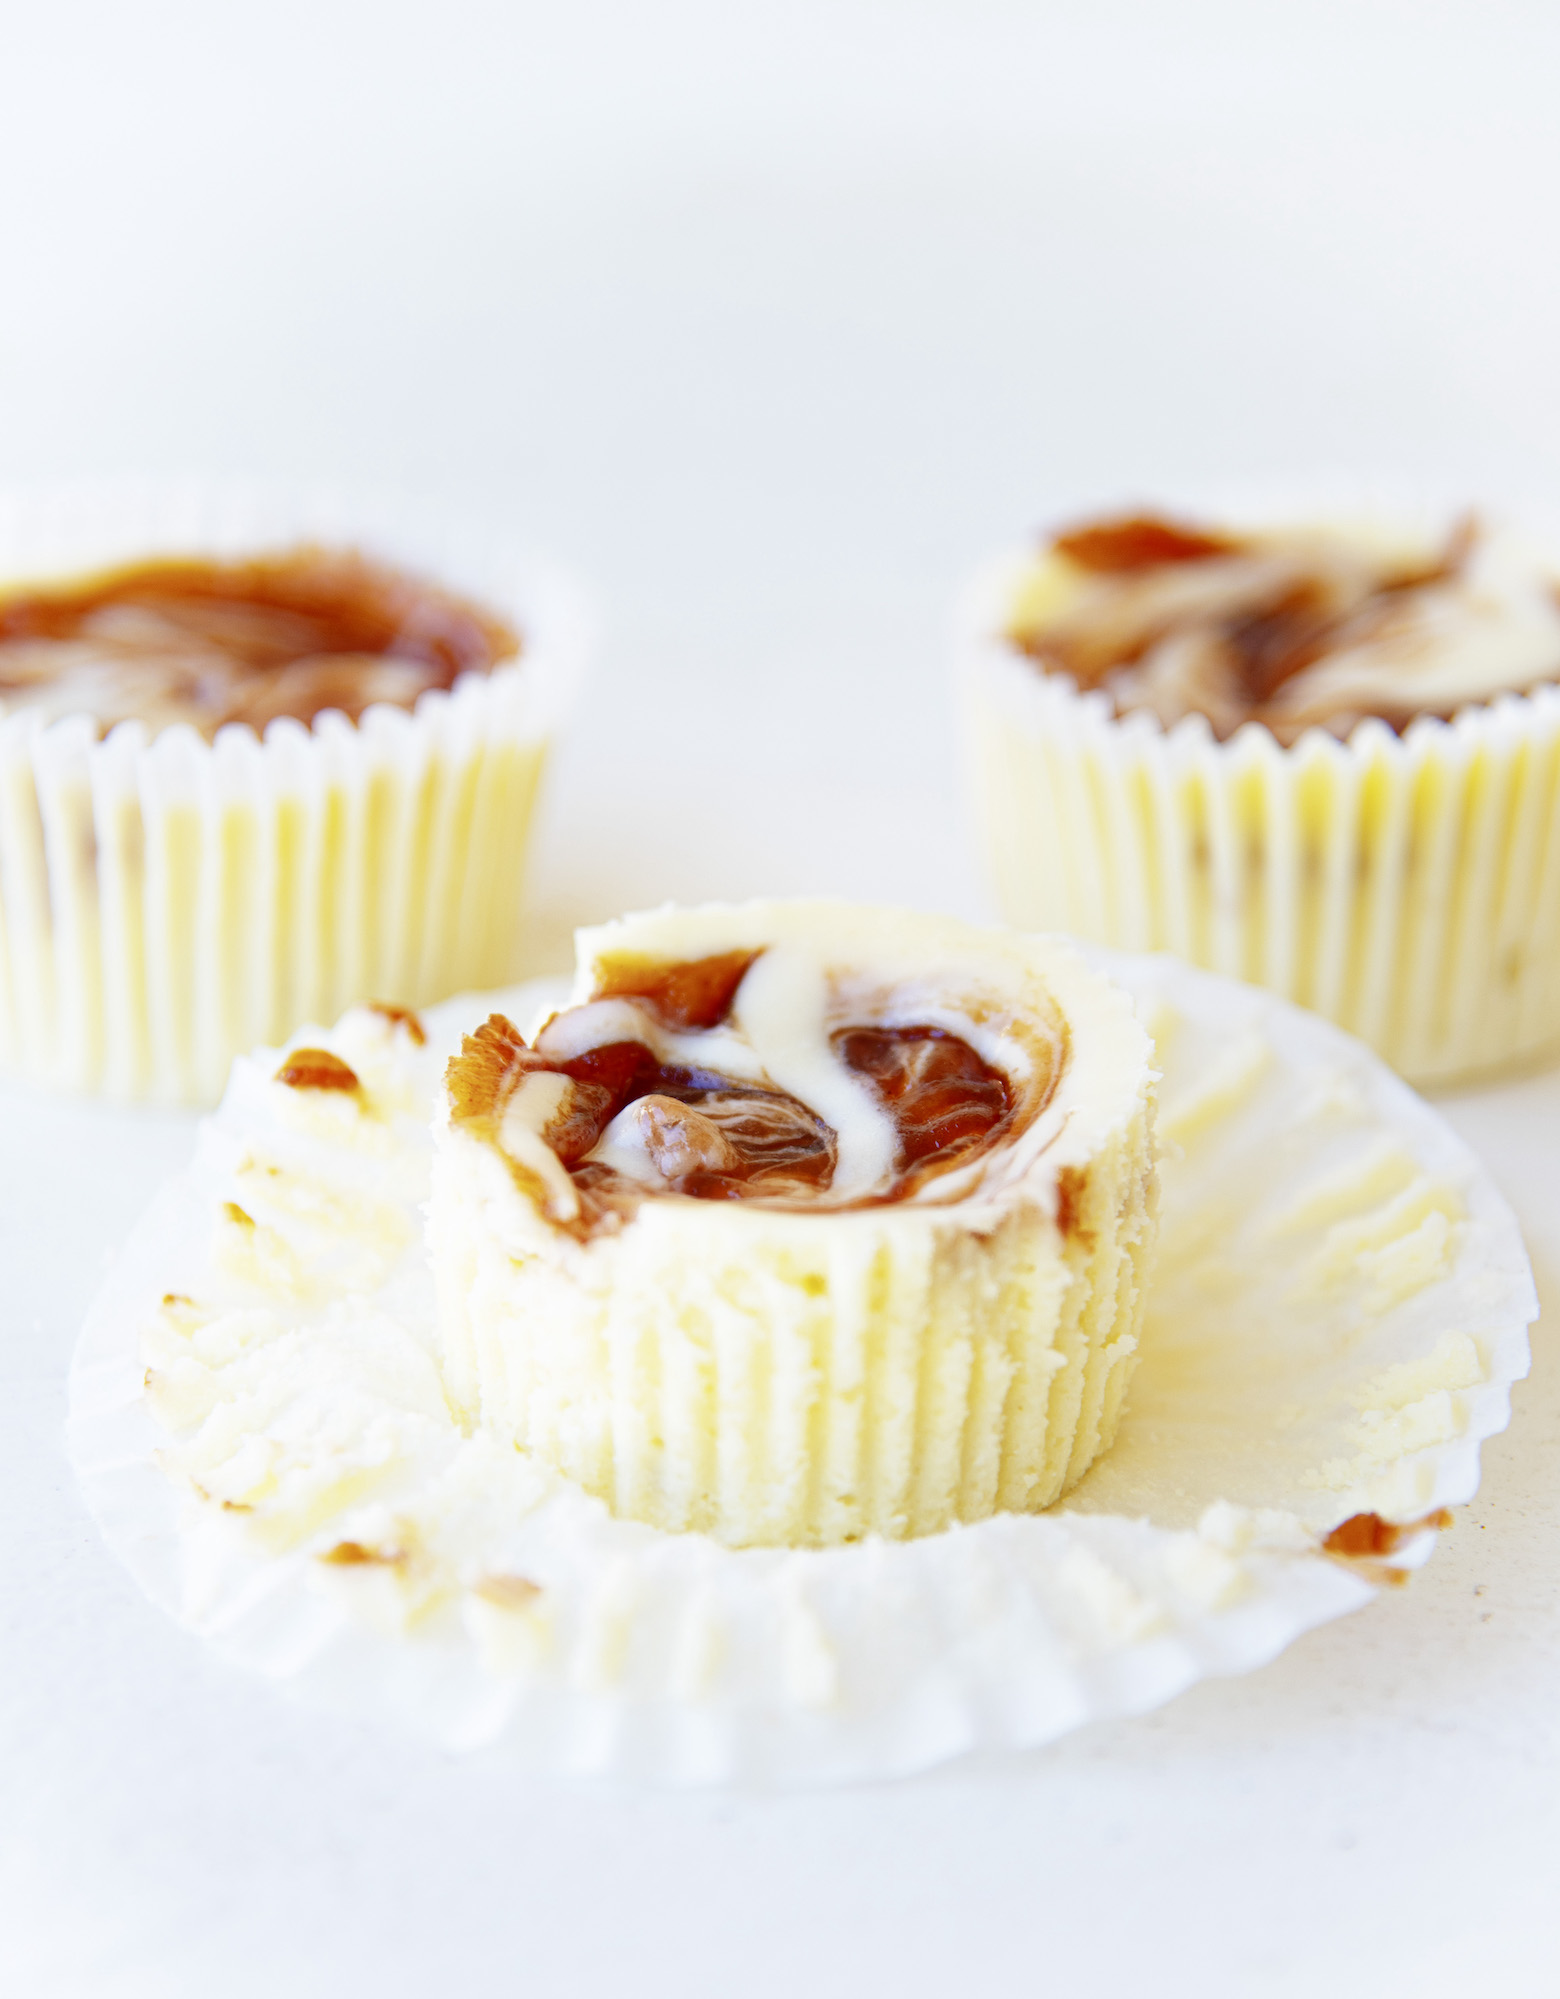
{"left": 0, "top": 484, "right": 588, "bottom": 1103}
{"left": 963, "top": 551, "right": 1560, "bottom": 1085}
{"left": 67, "top": 955, "right": 1534, "bottom": 1787}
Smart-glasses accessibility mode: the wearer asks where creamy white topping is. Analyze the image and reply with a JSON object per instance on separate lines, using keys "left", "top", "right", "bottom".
{"left": 536, "top": 944, "right": 904, "bottom": 1206}
{"left": 1267, "top": 536, "right": 1560, "bottom": 733}
{"left": 497, "top": 1073, "right": 582, "bottom": 1223}
{"left": 534, "top": 997, "right": 766, "bottom": 1083}
{"left": 727, "top": 946, "right": 897, "bottom": 1201}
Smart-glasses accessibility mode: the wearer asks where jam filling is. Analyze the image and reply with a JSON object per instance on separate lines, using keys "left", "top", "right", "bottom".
{"left": 1322, "top": 1508, "right": 1453, "bottom": 1560}
{"left": 1052, "top": 515, "right": 1237, "bottom": 572}
{"left": 0, "top": 545, "right": 519, "bottom": 736}
{"left": 275, "top": 1047, "right": 361, "bottom": 1092}
{"left": 832, "top": 1026, "right": 1014, "bottom": 1177}
{"left": 449, "top": 951, "right": 1016, "bottom": 1228}
{"left": 590, "top": 948, "right": 761, "bottom": 1031}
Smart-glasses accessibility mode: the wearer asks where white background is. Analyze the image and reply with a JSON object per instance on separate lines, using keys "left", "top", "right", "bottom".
{"left": 2, "top": 2, "right": 1559, "bottom": 1992}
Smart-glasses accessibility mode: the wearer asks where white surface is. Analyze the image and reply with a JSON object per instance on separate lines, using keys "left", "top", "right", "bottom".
{"left": 3, "top": 1, "right": 1560, "bottom": 1991}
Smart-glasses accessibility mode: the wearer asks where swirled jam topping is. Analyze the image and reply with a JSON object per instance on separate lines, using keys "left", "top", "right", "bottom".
{"left": 1008, "top": 510, "right": 1560, "bottom": 745}
{"left": 446, "top": 949, "right": 1018, "bottom": 1234}
{"left": 0, "top": 545, "right": 519, "bottom": 738}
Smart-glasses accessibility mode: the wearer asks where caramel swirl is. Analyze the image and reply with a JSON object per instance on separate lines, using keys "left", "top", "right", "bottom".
{"left": 0, "top": 545, "right": 519, "bottom": 739}
{"left": 1010, "top": 509, "right": 1560, "bottom": 745}
{"left": 447, "top": 951, "right": 1016, "bottom": 1236}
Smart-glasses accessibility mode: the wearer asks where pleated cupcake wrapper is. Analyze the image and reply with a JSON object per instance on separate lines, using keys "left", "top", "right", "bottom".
{"left": 962, "top": 553, "right": 1560, "bottom": 1085}
{"left": 67, "top": 960, "right": 1535, "bottom": 1786}
{"left": 0, "top": 484, "right": 587, "bottom": 1102}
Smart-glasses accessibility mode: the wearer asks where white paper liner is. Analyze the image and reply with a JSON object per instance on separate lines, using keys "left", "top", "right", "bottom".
{"left": 66, "top": 955, "right": 1535, "bottom": 1788}
{"left": 0, "top": 482, "right": 590, "bottom": 1103}
{"left": 960, "top": 519, "right": 1560, "bottom": 1087}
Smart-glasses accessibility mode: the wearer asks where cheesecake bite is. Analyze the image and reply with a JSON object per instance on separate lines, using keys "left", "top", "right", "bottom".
{"left": 429, "top": 901, "right": 1159, "bottom": 1548}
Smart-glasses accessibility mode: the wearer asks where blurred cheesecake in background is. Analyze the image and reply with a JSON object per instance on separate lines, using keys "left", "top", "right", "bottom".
{"left": 0, "top": 485, "right": 586, "bottom": 1103}
{"left": 963, "top": 503, "right": 1560, "bottom": 1085}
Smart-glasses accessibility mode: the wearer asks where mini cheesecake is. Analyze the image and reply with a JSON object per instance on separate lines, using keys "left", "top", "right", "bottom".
{"left": 0, "top": 490, "right": 582, "bottom": 1102}
{"left": 428, "top": 900, "right": 1158, "bottom": 1548}
{"left": 966, "top": 504, "right": 1560, "bottom": 1083}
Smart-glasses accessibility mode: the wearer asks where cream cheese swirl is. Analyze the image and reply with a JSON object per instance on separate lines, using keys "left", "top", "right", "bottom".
{"left": 444, "top": 916, "right": 1076, "bottom": 1238}
{"left": 1008, "top": 511, "right": 1560, "bottom": 745}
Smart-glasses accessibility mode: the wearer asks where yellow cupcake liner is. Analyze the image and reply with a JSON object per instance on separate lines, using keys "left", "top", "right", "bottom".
{"left": 0, "top": 485, "right": 587, "bottom": 1103}
{"left": 962, "top": 554, "right": 1560, "bottom": 1085}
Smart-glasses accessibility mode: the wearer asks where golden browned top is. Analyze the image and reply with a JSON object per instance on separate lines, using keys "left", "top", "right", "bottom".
{"left": 446, "top": 1014, "right": 533, "bottom": 1137}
